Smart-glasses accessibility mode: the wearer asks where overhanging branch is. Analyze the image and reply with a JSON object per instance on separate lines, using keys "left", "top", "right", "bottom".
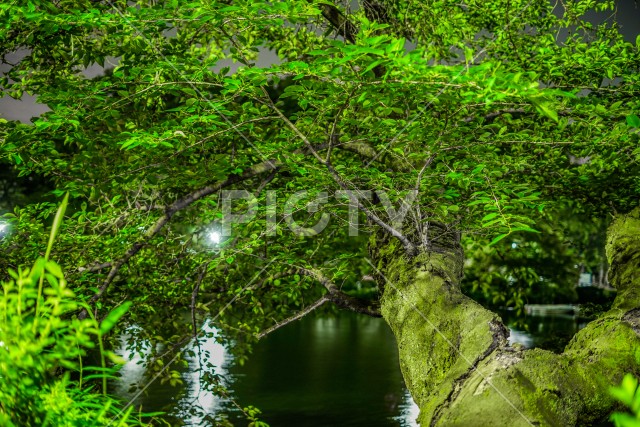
{"left": 78, "top": 158, "right": 281, "bottom": 318}
{"left": 310, "top": 0, "right": 358, "bottom": 44}
{"left": 298, "top": 267, "right": 381, "bottom": 317}
{"left": 257, "top": 297, "right": 330, "bottom": 339}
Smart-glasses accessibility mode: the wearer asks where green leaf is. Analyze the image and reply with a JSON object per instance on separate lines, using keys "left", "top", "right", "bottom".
{"left": 489, "top": 233, "right": 509, "bottom": 246}
{"left": 533, "top": 102, "right": 558, "bottom": 122}
{"left": 99, "top": 302, "right": 132, "bottom": 335}
{"left": 622, "top": 374, "right": 638, "bottom": 398}
{"left": 510, "top": 226, "right": 540, "bottom": 233}
{"left": 482, "top": 212, "right": 499, "bottom": 222}
{"left": 610, "top": 412, "right": 640, "bottom": 427}
{"left": 626, "top": 115, "right": 640, "bottom": 128}
{"left": 45, "top": 192, "right": 69, "bottom": 260}
{"left": 611, "top": 101, "right": 623, "bottom": 110}
{"left": 482, "top": 218, "right": 504, "bottom": 228}
{"left": 45, "top": 261, "right": 64, "bottom": 279}
{"left": 362, "top": 60, "right": 384, "bottom": 75}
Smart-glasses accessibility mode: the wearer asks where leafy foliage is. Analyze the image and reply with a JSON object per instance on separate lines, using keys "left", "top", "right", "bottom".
{"left": 0, "top": 257, "right": 144, "bottom": 426}
{"left": 610, "top": 374, "right": 640, "bottom": 427}
{"left": 0, "top": 192, "right": 143, "bottom": 426}
{"left": 0, "top": 0, "right": 639, "bottom": 420}
{"left": 462, "top": 210, "right": 609, "bottom": 311}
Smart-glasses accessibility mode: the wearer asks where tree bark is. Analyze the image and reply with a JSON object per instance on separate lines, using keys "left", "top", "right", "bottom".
{"left": 372, "top": 209, "right": 640, "bottom": 426}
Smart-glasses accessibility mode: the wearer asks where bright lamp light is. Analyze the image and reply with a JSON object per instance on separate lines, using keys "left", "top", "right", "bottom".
{"left": 208, "top": 230, "right": 221, "bottom": 244}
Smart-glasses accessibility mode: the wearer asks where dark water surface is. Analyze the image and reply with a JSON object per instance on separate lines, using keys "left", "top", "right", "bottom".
{"left": 113, "top": 308, "right": 583, "bottom": 426}
{"left": 226, "top": 315, "right": 417, "bottom": 426}
{"left": 499, "top": 308, "right": 587, "bottom": 353}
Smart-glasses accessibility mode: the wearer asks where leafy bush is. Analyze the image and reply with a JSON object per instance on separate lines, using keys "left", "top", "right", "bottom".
{"left": 0, "top": 195, "right": 144, "bottom": 426}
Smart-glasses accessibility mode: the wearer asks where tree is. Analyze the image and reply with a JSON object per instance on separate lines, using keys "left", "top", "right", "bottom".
{"left": 1, "top": 0, "right": 639, "bottom": 425}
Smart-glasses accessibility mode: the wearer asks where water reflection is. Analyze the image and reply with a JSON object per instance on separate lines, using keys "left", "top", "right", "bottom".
{"left": 114, "top": 313, "right": 418, "bottom": 426}
{"left": 113, "top": 308, "right": 585, "bottom": 425}
{"left": 223, "top": 313, "right": 419, "bottom": 426}
{"left": 178, "top": 323, "right": 229, "bottom": 425}
{"left": 499, "top": 307, "right": 588, "bottom": 352}
{"left": 114, "top": 322, "right": 231, "bottom": 425}
{"left": 113, "top": 325, "right": 152, "bottom": 401}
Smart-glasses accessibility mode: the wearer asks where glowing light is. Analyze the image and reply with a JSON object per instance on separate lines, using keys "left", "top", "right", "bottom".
{"left": 208, "top": 230, "right": 221, "bottom": 244}
{"left": 511, "top": 242, "right": 517, "bottom": 249}
{"left": 0, "top": 222, "right": 6, "bottom": 234}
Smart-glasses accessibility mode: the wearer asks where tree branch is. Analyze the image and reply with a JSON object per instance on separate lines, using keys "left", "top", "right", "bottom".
{"left": 262, "top": 85, "right": 416, "bottom": 252}
{"left": 257, "top": 297, "right": 329, "bottom": 339}
{"left": 309, "top": 0, "right": 358, "bottom": 43}
{"left": 192, "top": 261, "right": 210, "bottom": 338}
{"left": 298, "top": 267, "right": 381, "bottom": 317}
{"left": 78, "top": 159, "right": 281, "bottom": 318}
{"left": 76, "top": 262, "right": 112, "bottom": 273}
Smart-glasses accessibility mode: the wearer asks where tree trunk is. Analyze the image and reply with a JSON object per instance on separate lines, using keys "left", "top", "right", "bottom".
{"left": 372, "top": 210, "right": 640, "bottom": 426}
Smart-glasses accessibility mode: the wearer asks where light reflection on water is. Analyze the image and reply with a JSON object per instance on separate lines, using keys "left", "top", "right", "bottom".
{"left": 113, "top": 325, "right": 151, "bottom": 402}
{"left": 113, "top": 309, "right": 582, "bottom": 425}
{"left": 114, "top": 322, "right": 232, "bottom": 425}
{"left": 114, "top": 313, "right": 419, "bottom": 426}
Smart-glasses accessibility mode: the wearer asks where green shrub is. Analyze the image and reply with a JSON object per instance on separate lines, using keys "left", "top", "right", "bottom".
{"left": 0, "top": 194, "right": 145, "bottom": 426}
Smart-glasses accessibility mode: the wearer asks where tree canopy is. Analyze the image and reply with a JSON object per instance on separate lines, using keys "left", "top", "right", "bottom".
{"left": 1, "top": 0, "right": 639, "bottom": 424}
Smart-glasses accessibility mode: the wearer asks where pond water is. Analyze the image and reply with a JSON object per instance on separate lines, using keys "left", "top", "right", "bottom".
{"left": 113, "top": 308, "right": 586, "bottom": 426}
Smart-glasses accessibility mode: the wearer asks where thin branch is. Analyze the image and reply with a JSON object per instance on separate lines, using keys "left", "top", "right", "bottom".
{"left": 192, "top": 262, "right": 210, "bottom": 339}
{"left": 325, "top": 162, "right": 416, "bottom": 254}
{"left": 309, "top": 0, "right": 358, "bottom": 43}
{"left": 327, "top": 141, "right": 407, "bottom": 171}
{"left": 462, "top": 108, "right": 578, "bottom": 123}
{"left": 259, "top": 85, "right": 415, "bottom": 252}
{"left": 78, "top": 158, "right": 281, "bottom": 318}
{"left": 251, "top": 264, "right": 381, "bottom": 317}
{"left": 298, "top": 267, "right": 381, "bottom": 317}
{"left": 76, "top": 262, "right": 112, "bottom": 273}
{"left": 325, "top": 91, "right": 354, "bottom": 164}
{"left": 256, "top": 297, "right": 329, "bottom": 339}
{"left": 462, "top": 108, "right": 526, "bottom": 123}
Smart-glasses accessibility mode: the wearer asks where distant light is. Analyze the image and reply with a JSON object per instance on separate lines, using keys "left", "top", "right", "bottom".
{"left": 511, "top": 242, "right": 517, "bottom": 249}
{"left": 0, "top": 222, "right": 7, "bottom": 235}
{"left": 208, "top": 230, "right": 221, "bottom": 244}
